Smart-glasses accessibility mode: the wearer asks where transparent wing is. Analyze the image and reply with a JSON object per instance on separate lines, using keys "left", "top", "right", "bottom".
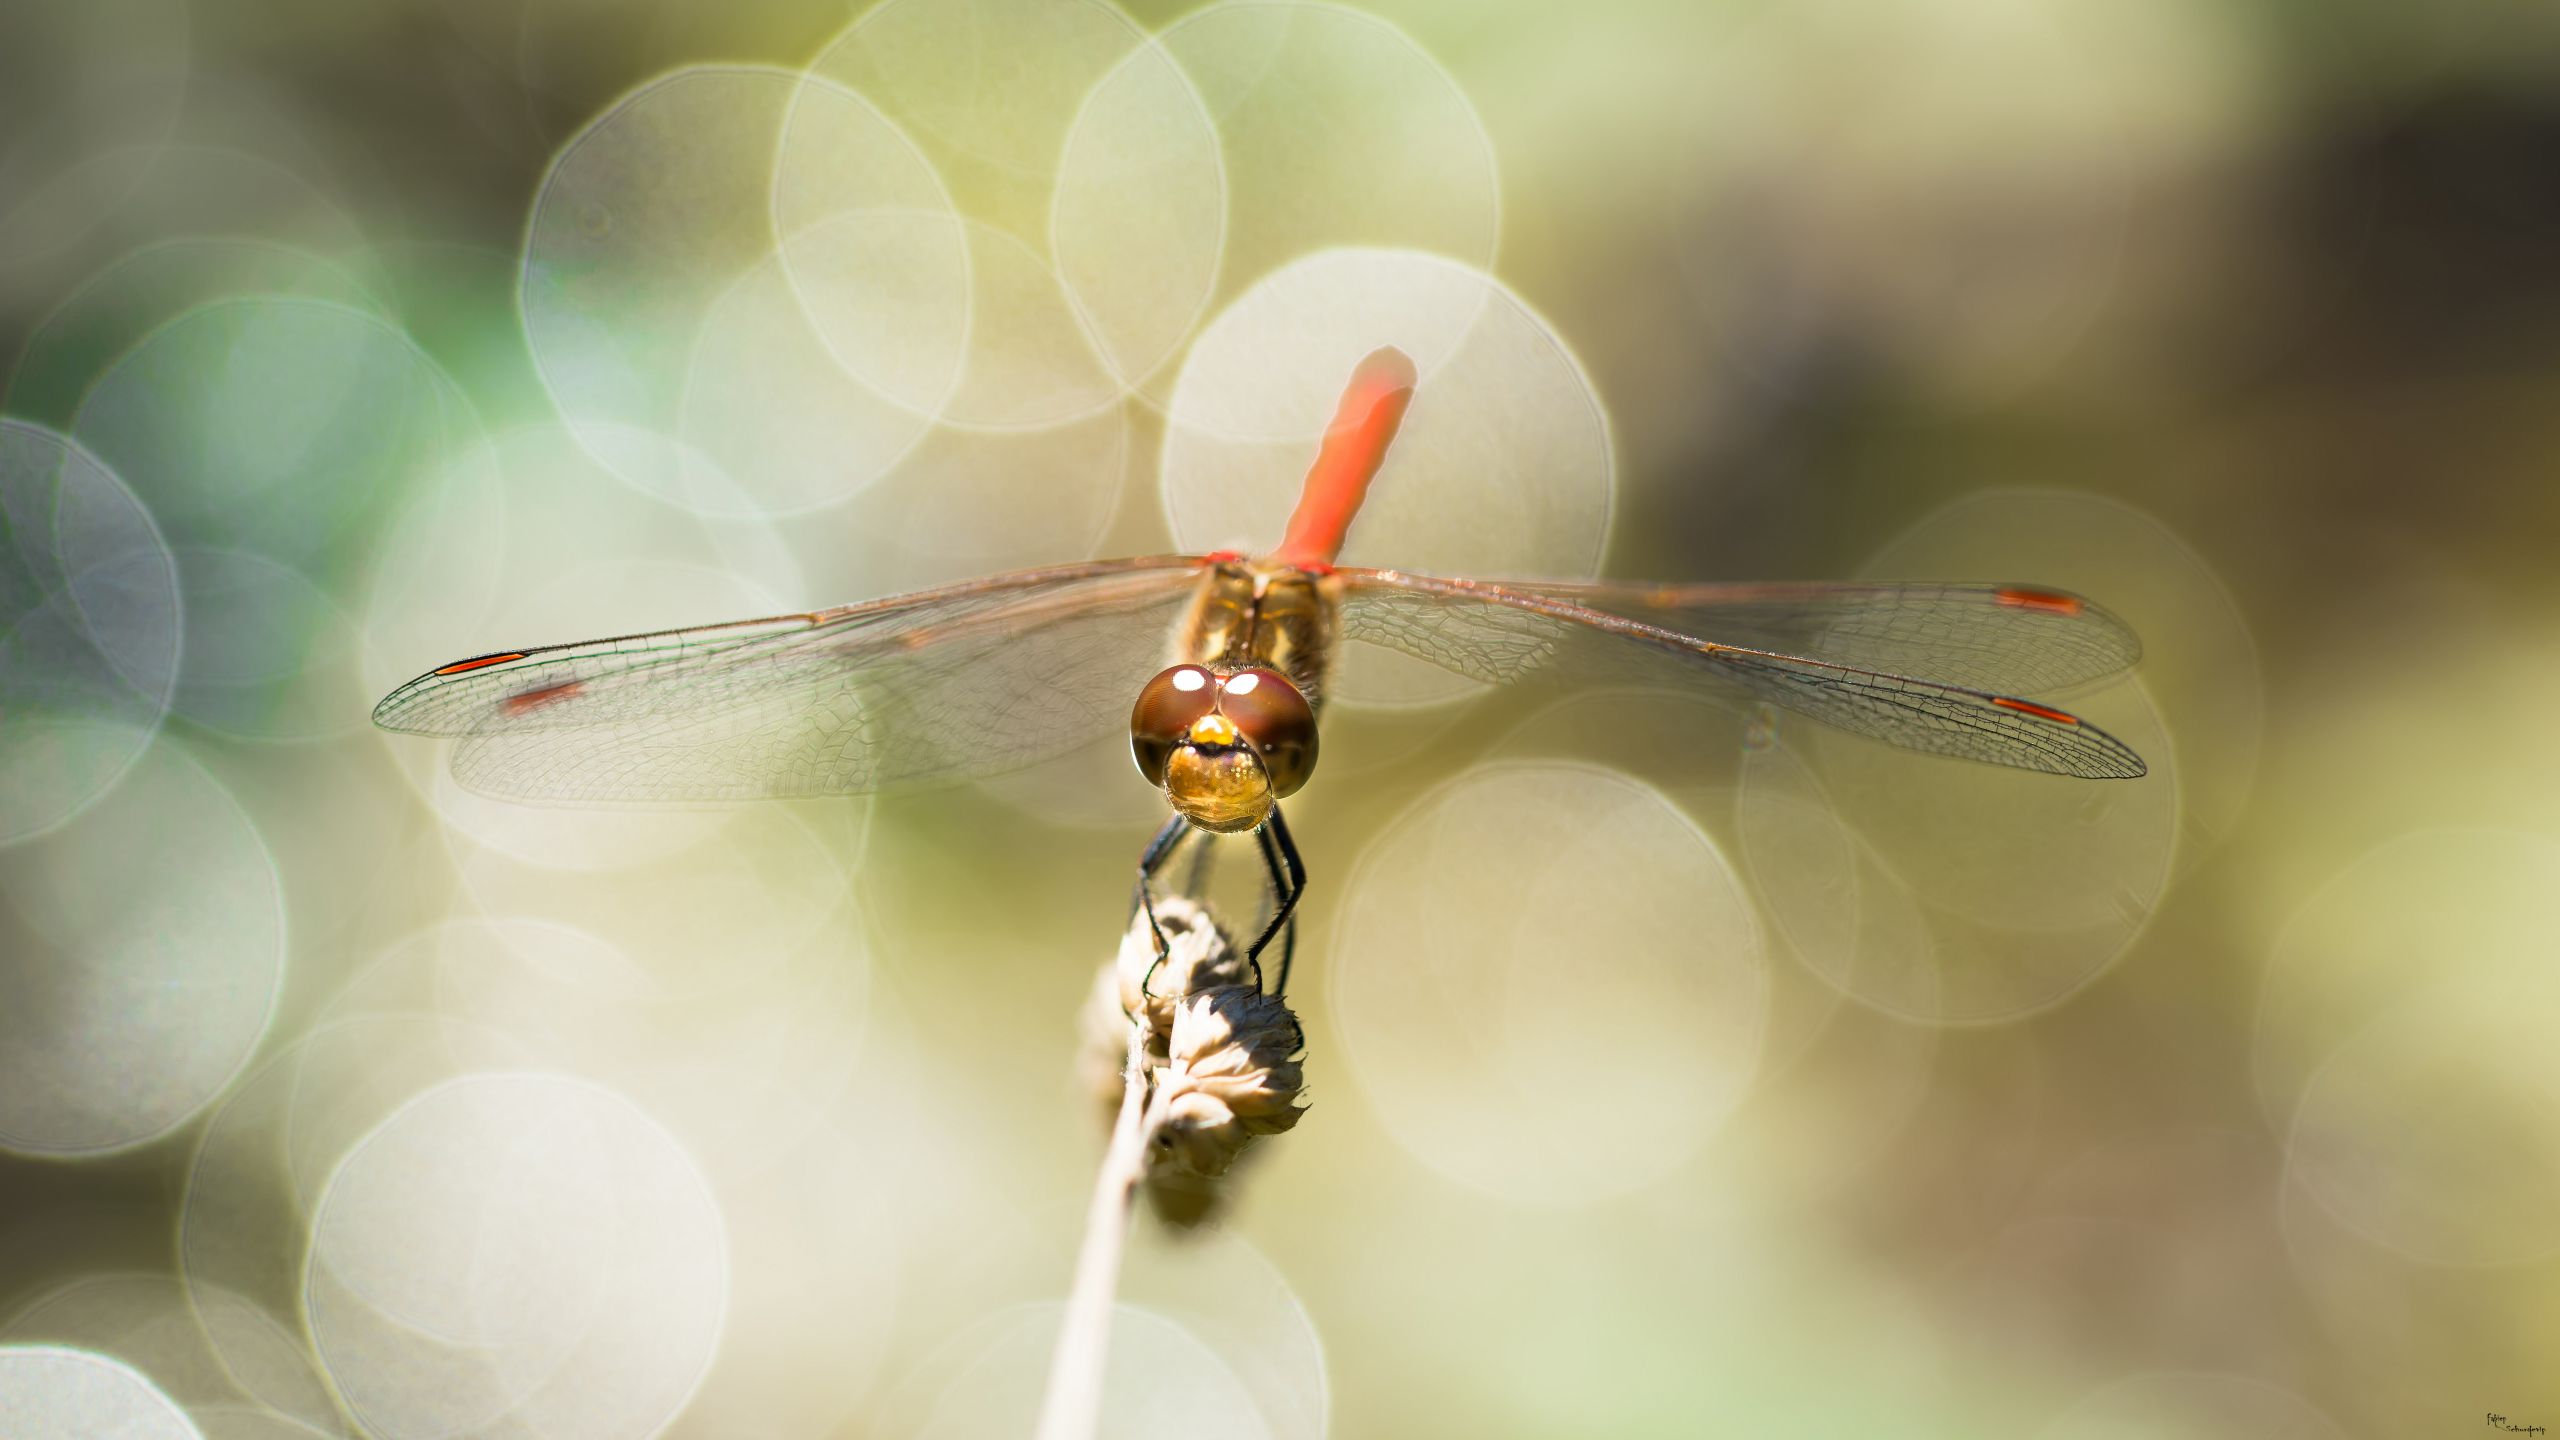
{"left": 1338, "top": 569, "right": 2146, "bottom": 779}
{"left": 1495, "top": 578, "right": 2139, "bottom": 694}
{"left": 373, "top": 557, "right": 1207, "bottom": 802}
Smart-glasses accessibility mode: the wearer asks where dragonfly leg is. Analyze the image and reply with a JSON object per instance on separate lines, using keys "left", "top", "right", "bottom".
{"left": 1252, "top": 816, "right": 1309, "bottom": 1055}
{"left": 1243, "top": 805, "right": 1306, "bottom": 995}
{"left": 1132, "top": 813, "right": 1190, "bottom": 1002}
{"left": 1249, "top": 823, "right": 1288, "bottom": 996}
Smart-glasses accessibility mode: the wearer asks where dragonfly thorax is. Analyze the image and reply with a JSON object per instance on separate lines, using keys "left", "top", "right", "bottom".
{"left": 1178, "top": 561, "right": 1341, "bottom": 710}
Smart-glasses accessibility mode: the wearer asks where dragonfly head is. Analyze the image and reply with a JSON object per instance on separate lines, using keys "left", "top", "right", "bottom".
{"left": 1131, "top": 664, "right": 1318, "bottom": 833}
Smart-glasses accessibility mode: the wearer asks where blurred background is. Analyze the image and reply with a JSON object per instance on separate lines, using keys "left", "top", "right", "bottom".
{"left": 4, "top": 0, "right": 2559, "bottom": 1434}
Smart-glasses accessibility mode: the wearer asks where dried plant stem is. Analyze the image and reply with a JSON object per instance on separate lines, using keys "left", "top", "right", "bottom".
{"left": 1036, "top": 1024, "right": 1169, "bottom": 1440}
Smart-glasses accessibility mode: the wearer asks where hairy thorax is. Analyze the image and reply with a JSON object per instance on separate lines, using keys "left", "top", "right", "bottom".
{"left": 1175, "top": 560, "right": 1343, "bottom": 712}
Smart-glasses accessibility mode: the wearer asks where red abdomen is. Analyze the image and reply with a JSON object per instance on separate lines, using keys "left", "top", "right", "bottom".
{"left": 1269, "top": 347, "right": 1417, "bottom": 570}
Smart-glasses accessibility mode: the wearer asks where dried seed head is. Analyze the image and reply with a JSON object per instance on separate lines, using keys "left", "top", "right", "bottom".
{"left": 1078, "top": 892, "right": 1306, "bottom": 1227}
{"left": 1079, "top": 894, "right": 1248, "bottom": 1122}
{"left": 1152, "top": 984, "right": 1306, "bottom": 1180}
{"left": 1118, "top": 893, "right": 1254, "bottom": 1032}
{"left": 1138, "top": 1165, "right": 1227, "bottom": 1228}
{"left": 1080, "top": 891, "right": 1239, "bottom": 1101}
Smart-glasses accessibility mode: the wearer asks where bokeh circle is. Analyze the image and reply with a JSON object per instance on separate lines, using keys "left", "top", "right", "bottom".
{"left": 1331, "top": 759, "right": 1766, "bottom": 1204}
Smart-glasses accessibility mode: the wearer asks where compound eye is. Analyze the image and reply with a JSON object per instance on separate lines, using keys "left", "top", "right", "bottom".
{"left": 1130, "top": 664, "right": 1218, "bottom": 785}
{"left": 1218, "top": 668, "right": 1318, "bottom": 797}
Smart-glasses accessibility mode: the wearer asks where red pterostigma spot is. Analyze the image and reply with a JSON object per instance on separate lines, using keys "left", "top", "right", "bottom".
{"left": 434, "top": 652, "right": 526, "bottom": 675}
{"left": 1995, "top": 587, "right": 2083, "bottom": 616}
{"left": 1992, "top": 695, "right": 2081, "bottom": 725}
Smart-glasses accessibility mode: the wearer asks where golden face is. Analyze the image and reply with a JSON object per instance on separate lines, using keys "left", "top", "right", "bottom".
{"left": 1130, "top": 664, "right": 1319, "bottom": 832}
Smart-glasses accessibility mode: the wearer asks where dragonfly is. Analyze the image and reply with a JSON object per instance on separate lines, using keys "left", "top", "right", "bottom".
{"left": 376, "top": 348, "right": 2144, "bottom": 994}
